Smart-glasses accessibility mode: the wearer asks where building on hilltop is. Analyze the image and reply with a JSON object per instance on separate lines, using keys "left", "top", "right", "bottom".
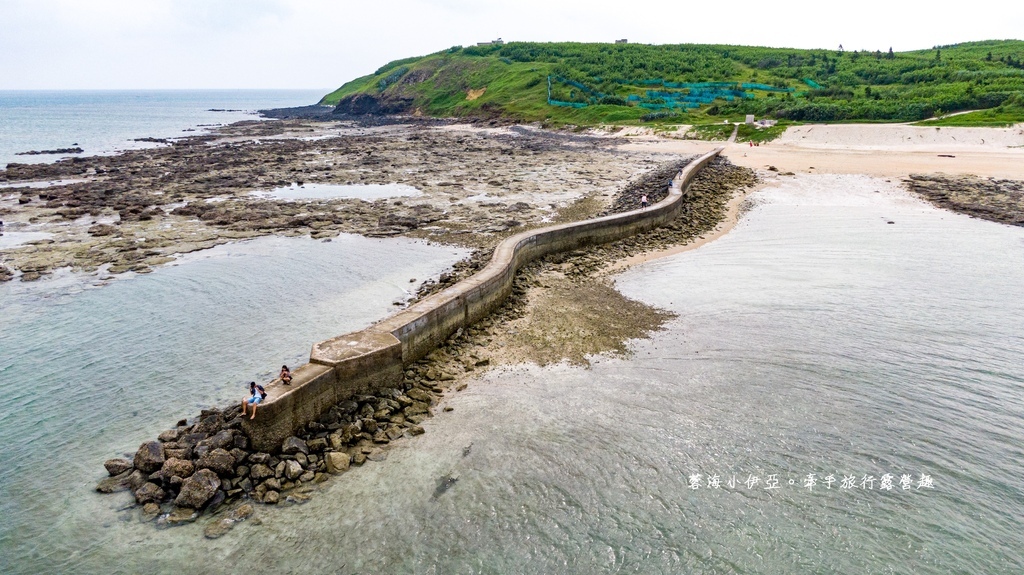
{"left": 615, "top": 39, "right": 628, "bottom": 44}
{"left": 477, "top": 37, "right": 504, "bottom": 46}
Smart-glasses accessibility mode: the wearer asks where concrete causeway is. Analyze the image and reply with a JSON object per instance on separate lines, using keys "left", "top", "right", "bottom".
{"left": 241, "top": 147, "right": 723, "bottom": 451}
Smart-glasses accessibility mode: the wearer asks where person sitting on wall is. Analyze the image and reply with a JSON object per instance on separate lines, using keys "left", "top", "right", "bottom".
{"left": 242, "top": 381, "right": 267, "bottom": 420}
{"left": 279, "top": 365, "right": 292, "bottom": 385}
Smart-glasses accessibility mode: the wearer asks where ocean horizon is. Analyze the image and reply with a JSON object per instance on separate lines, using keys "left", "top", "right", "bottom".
{"left": 0, "top": 89, "right": 327, "bottom": 167}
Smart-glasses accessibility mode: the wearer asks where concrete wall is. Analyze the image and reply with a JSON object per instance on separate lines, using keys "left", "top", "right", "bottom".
{"left": 242, "top": 147, "right": 722, "bottom": 451}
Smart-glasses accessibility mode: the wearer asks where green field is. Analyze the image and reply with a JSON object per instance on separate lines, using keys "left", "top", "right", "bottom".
{"left": 321, "top": 40, "right": 1024, "bottom": 127}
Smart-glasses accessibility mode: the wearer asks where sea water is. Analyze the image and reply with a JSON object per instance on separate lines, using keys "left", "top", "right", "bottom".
{"left": 0, "top": 89, "right": 324, "bottom": 166}
{"left": 2, "top": 173, "right": 1023, "bottom": 574}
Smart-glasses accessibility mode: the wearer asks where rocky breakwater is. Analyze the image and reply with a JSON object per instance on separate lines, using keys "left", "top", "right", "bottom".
{"left": 95, "top": 382, "right": 436, "bottom": 538}
{"left": 94, "top": 148, "right": 734, "bottom": 537}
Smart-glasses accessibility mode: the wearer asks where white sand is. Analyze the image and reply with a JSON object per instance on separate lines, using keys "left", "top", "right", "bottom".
{"left": 620, "top": 123, "right": 1024, "bottom": 180}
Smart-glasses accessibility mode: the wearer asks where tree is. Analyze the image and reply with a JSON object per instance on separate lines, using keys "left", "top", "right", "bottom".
{"left": 935, "top": 49, "right": 941, "bottom": 61}
{"left": 986, "top": 51, "right": 993, "bottom": 61}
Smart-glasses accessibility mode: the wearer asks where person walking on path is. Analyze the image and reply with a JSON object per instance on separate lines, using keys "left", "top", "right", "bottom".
{"left": 640, "top": 194, "right": 649, "bottom": 209}
{"left": 242, "top": 381, "right": 266, "bottom": 420}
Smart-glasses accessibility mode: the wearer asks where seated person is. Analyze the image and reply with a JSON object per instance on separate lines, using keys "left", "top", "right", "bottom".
{"left": 279, "top": 365, "right": 292, "bottom": 385}
{"left": 242, "top": 381, "right": 266, "bottom": 419}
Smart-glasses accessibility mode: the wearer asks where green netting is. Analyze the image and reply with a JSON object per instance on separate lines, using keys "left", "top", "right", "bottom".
{"left": 803, "top": 78, "right": 822, "bottom": 89}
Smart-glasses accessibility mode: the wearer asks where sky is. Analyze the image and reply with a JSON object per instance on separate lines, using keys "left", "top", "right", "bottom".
{"left": 1, "top": 0, "right": 1021, "bottom": 91}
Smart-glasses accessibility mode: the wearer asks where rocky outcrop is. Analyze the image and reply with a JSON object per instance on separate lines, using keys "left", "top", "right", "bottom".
{"left": 904, "top": 173, "right": 1024, "bottom": 227}
{"left": 332, "top": 93, "right": 414, "bottom": 115}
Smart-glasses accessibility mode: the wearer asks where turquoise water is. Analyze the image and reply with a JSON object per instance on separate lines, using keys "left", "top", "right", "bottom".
{"left": 1, "top": 171, "right": 1022, "bottom": 574}
{"left": 0, "top": 89, "right": 324, "bottom": 166}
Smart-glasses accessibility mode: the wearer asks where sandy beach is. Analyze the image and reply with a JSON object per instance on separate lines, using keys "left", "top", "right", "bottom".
{"left": 623, "top": 123, "right": 1024, "bottom": 180}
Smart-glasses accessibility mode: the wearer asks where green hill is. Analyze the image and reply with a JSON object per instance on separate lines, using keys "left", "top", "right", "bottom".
{"left": 321, "top": 40, "right": 1024, "bottom": 127}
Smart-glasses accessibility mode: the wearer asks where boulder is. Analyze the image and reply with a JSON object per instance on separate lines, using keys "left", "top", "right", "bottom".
{"left": 406, "top": 388, "right": 432, "bottom": 403}
{"left": 134, "top": 482, "right": 165, "bottom": 505}
{"left": 263, "top": 490, "right": 280, "bottom": 505}
{"left": 133, "top": 441, "right": 165, "bottom": 473}
{"left": 262, "top": 477, "right": 282, "bottom": 491}
{"left": 199, "top": 430, "right": 235, "bottom": 451}
{"left": 95, "top": 470, "right": 131, "bottom": 493}
{"left": 281, "top": 436, "right": 308, "bottom": 455}
{"left": 161, "top": 458, "right": 195, "bottom": 480}
{"left": 197, "top": 448, "right": 235, "bottom": 476}
{"left": 204, "top": 518, "right": 234, "bottom": 539}
{"left": 325, "top": 452, "right": 350, "bottom": 474}
{"left": 175, "top": 469, "right": 221, "bottom": 509}
{"left": 408, "top": 425, "right": 426, "bottom": 436}
{"left": 104, "top": 458, "right": 133, "bottom": 477}
{"left": 166, "top": 507, "right": 199, "bottom": 525}
{"left": 306, "top": 437, "right": 327, "bottom": 453}
{"left": 298, "top": 471, "right": 315, "bottom": 483}
{"left": 249, "top": 463, "right": 274, "bottom": 481}
{"left": 284, "top": 460, "right": 303, "bottom": 481}
{"left": 248, "top": 452, "right": 271, "bottom": 465}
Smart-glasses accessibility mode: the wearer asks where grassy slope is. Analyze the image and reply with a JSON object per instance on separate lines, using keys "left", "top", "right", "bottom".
{"left": 321, "top": 40, "right": 1024, "bottom": 127}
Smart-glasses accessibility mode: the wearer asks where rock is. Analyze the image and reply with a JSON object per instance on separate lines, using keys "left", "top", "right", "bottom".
{"left": 367, "top": 449, "right": 388, "bottom": 462}
{"left": 327, "top": 433, "right": 344, "bottom": 450}
{"left": 385, "top": 425, "right": 404, "bottom": 440}
{"left": 203, "top": 430, "right": 235, "bottom": 450}
{"left": 281, "top": 436, "right": 309, "bottom": 455}
{"left": 166, "top": 507, "right": 199, "bottom": 525}
{"left": 206, "top": 490, "right": 227, "bottom": 514}
{"left": 161, "top": 457, "right": 195, "bottom": 479}
{"left": 284, "top": 460, "right": 303, "bottom": 481}
{"left": 104, "top": 458, "right": 134, "bottom": 477}
{"left": 306, "top": 437, "right": 327, "bottom": 453}
{"left": 298, "top": 471, "right": 315, "bottom": 483}
{"left": 197, "top": 448, "right": 235, "bottom": 476}
{"left": 294, "top": 452, "right": 308, "bottom": 467}
{"left": 407, "top": 388, "right": 432, "bottom": 403}
{"left": 263, "top": 490, "right": 280, "bottom": 505}
{"left": 408, "top": 425, "right": 426, "bottom": 436}
{"left": 141, "top": 502, "right": 161, "bottom": 521}
{"left": 175, "top": 469, "right": 221, "bottom": 509}
{"left": 157, "top": 429, "right": 180, "bottom": 442}
{"left": 248, "top": 452, "right": 271, "bottom": 465}
{"left": 127, "top": 469, "right": 149, "bottom": 492}
{"left": 262, "top": 477, "right": 282, "bottom": 491}
{"left": 324, "top": 452, "right": 350, "bottom": 474}
{"left": 230, "top": 503, "right": 255, "bottom": 521}
{"left": 249, "top": 463, "right": 274, "bottom": 481}
{"left": 133, "top": 441, "right": 165, "bottom": 473}
{"left": 352, "top": 453, "right": 367, "bottom": 466}
{"left": 235, "top": 465, "right": 250, "bottom": 478}
{"left": 164, "top": 447, "right": 192, "bottom": 460}
{"left": 134, "top": 482, "right": 165, "bottom": 505}
{"left": 95, "top": 470, "right": 132, "bottom": 493}
{"left": 204, "top": 518, "right": 235, "bottom": 539}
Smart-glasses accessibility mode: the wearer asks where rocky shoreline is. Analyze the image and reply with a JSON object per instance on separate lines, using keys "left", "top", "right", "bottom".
{"left": 0, "top": 118, "right": 671, "bottom": 283}
{"left": 904, "top": 173, "right": 1024, "bottom": 227}
{"left": 93, "top": 155, "right": 757, "bottom": 538}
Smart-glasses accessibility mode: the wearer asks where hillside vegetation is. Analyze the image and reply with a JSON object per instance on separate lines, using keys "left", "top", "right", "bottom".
{"left": 321, "top": 40, "right": 1024, "bottom": 127}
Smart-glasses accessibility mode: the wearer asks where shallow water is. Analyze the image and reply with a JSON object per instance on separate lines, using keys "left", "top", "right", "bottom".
{"left": 251, "top": 182, "right": 422, "bottom": 202}
{"left": 0, "top": 90, "right": 323, "bottom": 166}
{"left": 2, "top": 175, "right": 1023, "bottom": 574}
{"left": 0, "top": 234, "right": 468, "bottom": 573}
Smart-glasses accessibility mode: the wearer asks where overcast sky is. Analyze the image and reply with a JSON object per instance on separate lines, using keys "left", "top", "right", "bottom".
{"left": 1, "top": 0, "right": 1021, "bottom": 91}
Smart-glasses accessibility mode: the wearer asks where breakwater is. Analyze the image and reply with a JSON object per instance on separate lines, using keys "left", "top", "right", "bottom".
{"left": 240, "top": 147, "right": 723, "bottom": 451}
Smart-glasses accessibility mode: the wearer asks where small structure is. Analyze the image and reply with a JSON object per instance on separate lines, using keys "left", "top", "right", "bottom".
{"left": 477, "top": 38, "right": 504, "bottom": 46}
{"left": 615, "top": 39, "right": 628, "bottom": 44}
{"left": 745, "top": 114, "right": 755, "bottom": 125}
